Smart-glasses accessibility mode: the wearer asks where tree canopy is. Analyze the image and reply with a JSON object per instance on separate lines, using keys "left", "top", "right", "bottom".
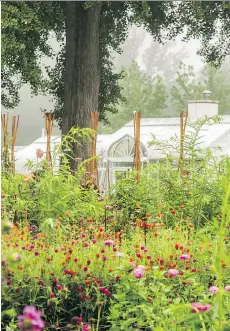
{"left": 2, "top": 1, "right": 230, "bottom": 125}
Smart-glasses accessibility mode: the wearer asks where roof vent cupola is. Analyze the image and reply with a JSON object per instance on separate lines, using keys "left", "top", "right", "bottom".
{"left": 187, "top": 90, "right": 218, "bottom": 121}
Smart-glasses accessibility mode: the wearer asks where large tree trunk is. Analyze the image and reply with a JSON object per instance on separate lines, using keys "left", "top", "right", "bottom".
{"left": 62, "top": 1, "right": 102, "bottom": 172}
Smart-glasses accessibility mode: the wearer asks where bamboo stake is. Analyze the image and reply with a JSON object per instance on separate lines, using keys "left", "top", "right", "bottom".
{"left": 106, "top": 158, "right": 110, "bottom": 194}
{"left": 133, "top": 111, "right": 141, "bottom": 182}
{"left": 10, "top": 115, "right": 20, "bottom": 173}
{"left": 90, "top": 111, "right": 99, "bottom": 185}
{"left": 178, "top": 111, "right": 188, "bottom": 172}
{"left": 44, "top": 113, "right": 54, "bottom": 166}
{"left": 1, "top": 113, "right": 9, "bottom": 169}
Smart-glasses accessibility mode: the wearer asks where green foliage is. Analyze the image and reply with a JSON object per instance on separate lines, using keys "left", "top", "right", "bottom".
{"left": 171, "top": 61, "right": 230, "bottom": 114}
{"left": 178, "top": 2, "right": 230, "bottom": 66}
{"left": 110, "top": 117, "right": 226, "bottom": 229}
{"left": 1, "top": 127, "right": 104, "bottom": 228}
{"left": 99, "top": 61, "right": 168, "bottom": 133}
{"left": 170, "top": 63, "right": 204, "bottom": 114}
{"left": 1, "top": 1, "right": 63, "bottom": 109}
{"left": 1, "top": 126, "right": 230, "bottom": 330}
{"left": 202, "top": 59, "right": 230, "bottom": 114}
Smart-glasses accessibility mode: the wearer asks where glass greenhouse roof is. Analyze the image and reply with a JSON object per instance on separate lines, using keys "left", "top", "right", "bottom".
{"left": 15, "top": 115, "right": 230, "bottom": 174}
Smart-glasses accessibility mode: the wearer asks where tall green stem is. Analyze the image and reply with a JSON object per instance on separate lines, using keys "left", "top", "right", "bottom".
{"left": 96, "top": 305, "right": 102, "bottom": 331}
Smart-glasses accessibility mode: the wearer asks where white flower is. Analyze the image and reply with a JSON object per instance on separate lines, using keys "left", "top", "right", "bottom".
{"left": 116, "top": 252, "right": 124, "bottom": 258}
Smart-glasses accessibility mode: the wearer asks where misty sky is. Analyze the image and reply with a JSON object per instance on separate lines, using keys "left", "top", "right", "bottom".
{"left": 2, "top": 27, "right": 204, "bottom": 146}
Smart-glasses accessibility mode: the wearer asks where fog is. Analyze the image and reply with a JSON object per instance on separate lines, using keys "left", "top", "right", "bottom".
{"left": 3, "top": 27, "right": 205, "bottom": 146}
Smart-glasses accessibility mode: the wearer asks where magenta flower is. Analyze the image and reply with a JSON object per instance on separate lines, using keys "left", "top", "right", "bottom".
{"left": 137, "top": 265, "right": 145, "bottom": 270}
{"left": 104, "top": 240, "right": 114, "bottom": 246}
{"left": 209, "top": 286, "right": 218, "bottom": 293}
{"left": 168, "top": 269, "right": 179, "bottom": 278}
{"left": 82, "top": 324, "right": 91, "bottom": 331}
{"left": 191, "top": 302, "right": 211, "bottom": 313}
{"left": 132, "top": 266, "right": 145, "bottom": 279}
{"left": 71, "top": 316, "right": 83, "bottom": 325}
{"left": 225, "top": 286, "right": 230, "bottom": 292}
{"left": 17, "top": 306, "right": 45, "bottom": 331}
{"left": 179, "top": 254, "right": 190, "bottom": 260}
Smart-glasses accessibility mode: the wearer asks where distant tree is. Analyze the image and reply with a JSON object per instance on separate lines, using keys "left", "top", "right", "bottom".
{"left": 170, "top": 59, "right": 230, "bottom": 114}
{"left": 170, "top": 63, "right": 204, "bottom": 114}
{"left": 99, "top": 61, "right": 168, "bottom": 133}
{"left": 142, "top": 39, "right": 188, "bottom": 83}
{"left": 113, "top": 25, "right": 146, "bottom": 72}
{"left": 113, "top": 25, "right": 189, "bottom": 83}
{"left": 202, "top": 58, "right": 230, "bottom": 114}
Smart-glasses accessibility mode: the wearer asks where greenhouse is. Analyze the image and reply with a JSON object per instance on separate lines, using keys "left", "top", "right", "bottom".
{"left": 15, "top": 110, "right": 230, "bottom": 189}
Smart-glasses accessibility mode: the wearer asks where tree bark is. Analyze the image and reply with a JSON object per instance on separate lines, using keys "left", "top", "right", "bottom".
{"left": 63, "top": 1, "right": 102, "bottom": 171}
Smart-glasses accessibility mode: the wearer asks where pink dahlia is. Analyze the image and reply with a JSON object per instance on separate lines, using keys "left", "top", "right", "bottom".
{"left": 191, "top": 302, "right": 211, "bottom": 313}
{"left": 132, "top": 266, "right": 145, "bottom": 279}
{"left": 104, "top": 240, "right": 114, "bottom": 246}
{"left": 17, "top": 306, "right": 45, "bottom": 331}
{"left": 179, "top": 254, "right": 190, "bottom": 260}
{"left": 209, "top": 286, "right": 218, "bottom": 293}
{"left": 168, "top": 269, "right": 179, "bottom": 278}
{"left": 225, "top": 285, "right": 230, "bottom": 292}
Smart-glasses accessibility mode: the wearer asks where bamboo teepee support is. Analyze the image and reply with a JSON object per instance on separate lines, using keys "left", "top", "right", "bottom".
{"left": 11, "top": 115, "right": 20, "bottom": 173}
{"left": 1, "top": 113, "right": 9, "bottom": 169}
{"left": 89, "top": 111, "right": 99, "bottom": 184}
{"left": 133, "top": 111, "right": 142, "bottom": 182}
{"left": 44, "top": 112, "right": 55, "bottom": 166}
{"left": 178, "top": 111, "right": 188, "bottom": 172}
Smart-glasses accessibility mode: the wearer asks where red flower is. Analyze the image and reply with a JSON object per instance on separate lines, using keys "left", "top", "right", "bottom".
{"left": 77, "top": 286, "right": 83, "bottom": 292}
{"left": 171, "top": 210, "right": 176, "bottom": 215}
